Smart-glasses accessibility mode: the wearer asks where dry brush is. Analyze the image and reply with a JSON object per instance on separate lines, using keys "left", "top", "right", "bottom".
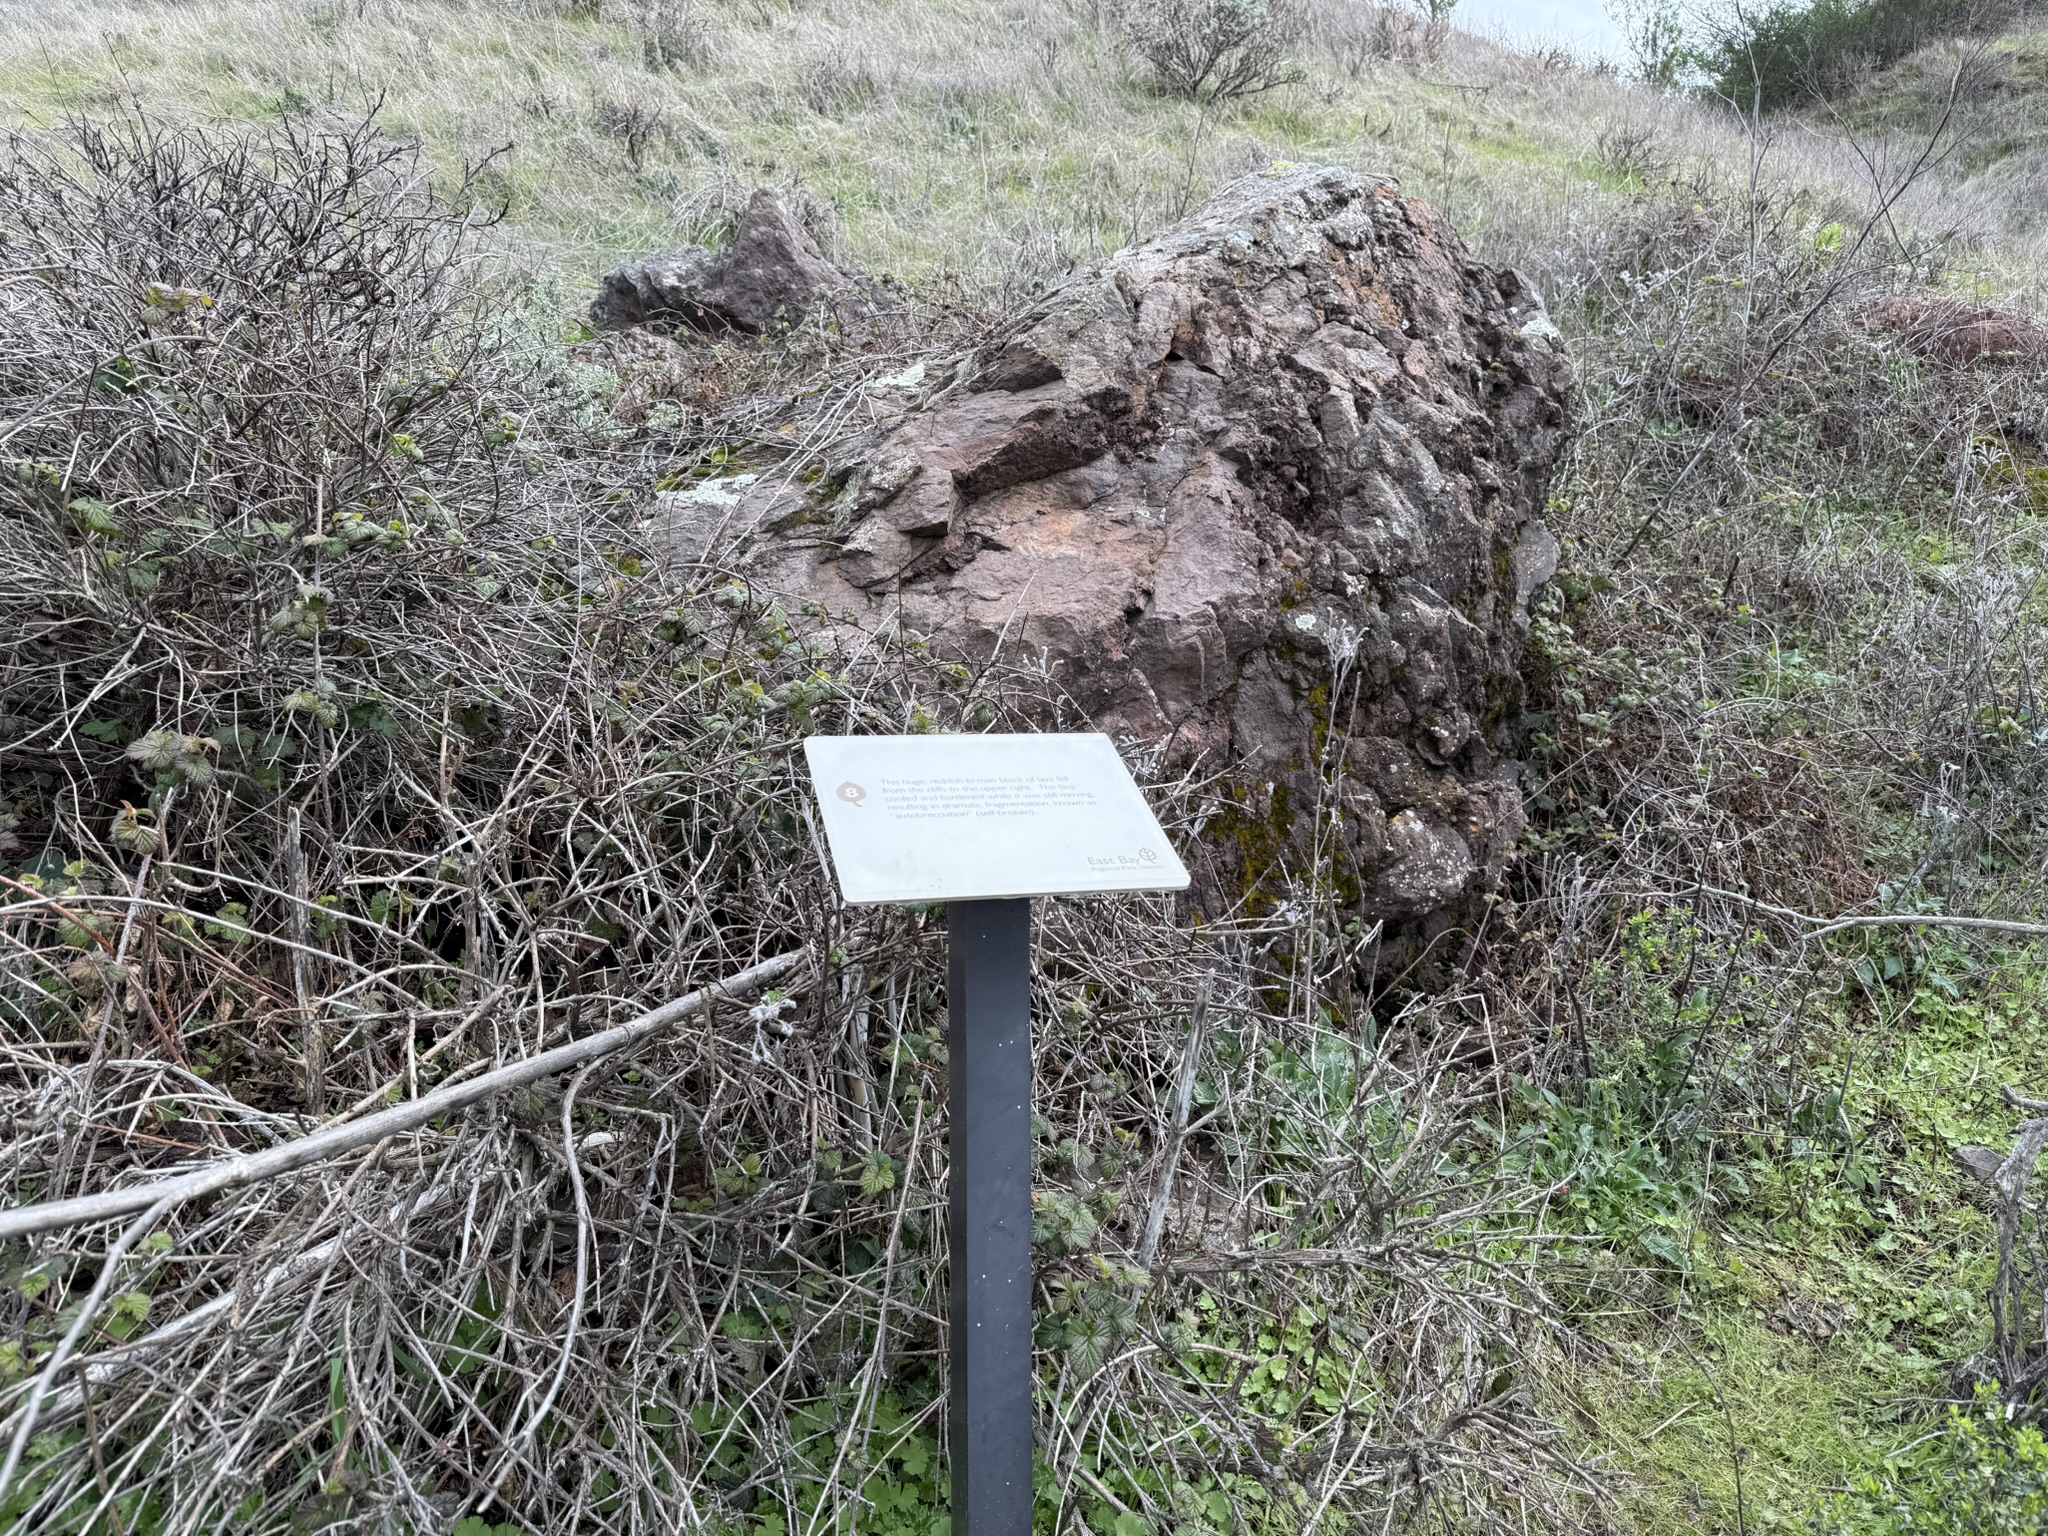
{"left": 0, "top": 114, "right": 1600, "bottom": 1536}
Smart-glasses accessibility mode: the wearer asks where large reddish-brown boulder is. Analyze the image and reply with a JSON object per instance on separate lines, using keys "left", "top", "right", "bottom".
{"left": 669, "top": 165, "right": 1575, "bottom": 935}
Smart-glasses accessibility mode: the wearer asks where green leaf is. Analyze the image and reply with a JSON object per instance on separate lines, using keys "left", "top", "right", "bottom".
{"left": 858, "top": 1152, "right": 897, "bottom": 1197}
{"left": 102, "top": 1291, "right": 150, "bottom": 1342}
{"left": 68, "top": 497, "right": 123, "bottom": 537}
{"left": 90, "top": 356, "right": 139, "bottom": 394}
{"left": 203, "top": 902, "right": 254, "bottom": 946}
{"left": 124, "top": 730, "right": 183, "bottom": 771}
{"left": 110, "top": 806, "right": 165, "bottom": 856}
{"left": 284, "top": 685, "right": 341, "bottom": 729}
{"left": 346, "top": 703, "right": 403, "bottom": 740}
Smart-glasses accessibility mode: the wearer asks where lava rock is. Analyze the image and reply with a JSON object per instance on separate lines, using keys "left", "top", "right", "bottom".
{"left": 695, "top": 165, "right": 1576, "bottom": 939}
{"left": 1855, "top": 295, "right": 2048, "bottom": 368}
{"left": 591, "top": 189, "right": 852, "bottom": 335}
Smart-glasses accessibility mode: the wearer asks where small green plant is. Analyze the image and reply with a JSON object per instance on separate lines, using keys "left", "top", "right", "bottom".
{"left": 743, "top": 1393, "right": 949, "bottom": 1536}
{"left": 1811, "top": 1389, "right": 2048, "bottom": 1534}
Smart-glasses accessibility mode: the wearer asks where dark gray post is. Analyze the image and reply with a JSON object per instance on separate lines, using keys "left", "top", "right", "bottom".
{"left": 947, "top": 898, "right": 1035, "bottom": 1536}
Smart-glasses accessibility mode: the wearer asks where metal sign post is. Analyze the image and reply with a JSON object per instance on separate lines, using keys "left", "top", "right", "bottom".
{"left": 946, "top": 898, "right": 1034, "bottom": 1534}
{"left": 803, "top": 734, "right": 1188, "bottom": 1536}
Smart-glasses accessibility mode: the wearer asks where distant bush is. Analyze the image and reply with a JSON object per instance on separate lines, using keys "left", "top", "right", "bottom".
{"left": 1307, "top": 0, "right": 1462, "bottom": 73}
{"left": 1698, "top": 0, "right": 2016, "bottom": 111}
{"left": 1120, "top": 0, "right": 1306, "bottom": 103}
{"left": 0, "top": 113, "right": 512, "bottom": 645}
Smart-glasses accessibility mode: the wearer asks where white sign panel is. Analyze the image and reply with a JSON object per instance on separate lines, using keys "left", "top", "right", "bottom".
{"left": 802, "top": 733, "right": 1191, "bottom": 904}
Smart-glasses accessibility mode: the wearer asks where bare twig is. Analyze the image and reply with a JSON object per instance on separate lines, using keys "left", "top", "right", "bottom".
{"left": 1135, "top": 976, "right": 1210, "bottom": 1273}
{"left": 0, "top": 951, "right": 803, "bottom": 1241}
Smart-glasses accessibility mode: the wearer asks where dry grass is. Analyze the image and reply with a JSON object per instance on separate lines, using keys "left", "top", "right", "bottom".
{"left": 1834, "top": 17, "right": 2048, "bottom": 246}
{"left": 3, "top": 0, "right": 2033, "bottom": 305}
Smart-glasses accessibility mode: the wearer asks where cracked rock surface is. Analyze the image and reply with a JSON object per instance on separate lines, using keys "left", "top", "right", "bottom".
{"left": 683, "top": 165, "right": 1575, "bottom": 935}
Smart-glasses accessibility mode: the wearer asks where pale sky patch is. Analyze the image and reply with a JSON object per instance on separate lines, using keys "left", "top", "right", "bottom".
{"left": 1453, "top": 0, "right": 1633, "bottom": 62}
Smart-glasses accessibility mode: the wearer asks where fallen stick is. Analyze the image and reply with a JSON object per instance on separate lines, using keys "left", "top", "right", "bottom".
{"left": 1136, "top": 977, "right": 1211, "bottom": 1274}
{"left": 0, "top": 950, "right": 805, "bottom": 1242}
{"left": 1798, "top": 912, "right": 2048, "bottom": 942}
{"left": 1622, "top": 884, "right": 2048, "bottom": 944}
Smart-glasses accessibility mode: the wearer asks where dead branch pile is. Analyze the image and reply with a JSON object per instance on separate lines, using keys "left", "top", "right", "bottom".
{"left": 0, "top": 115, "right": 1598, "bottom": 1535}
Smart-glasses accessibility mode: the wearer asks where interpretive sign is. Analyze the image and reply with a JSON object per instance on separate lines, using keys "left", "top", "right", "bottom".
{"left": 802, "top": 733, "right": 1187, "bottom": 1536}
{"left": 801, "top": 732, "right": 1190, "bottom": 904}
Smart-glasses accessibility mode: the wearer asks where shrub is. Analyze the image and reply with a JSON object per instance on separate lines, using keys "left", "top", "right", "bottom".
{"left": 1611, "top": 0, "right": 1693, "bottom": 88}
{"left": 1119, "top": 0, "right": 1306, "bottom": 104}
{"left": 1697, "top": 0, "right": 2016, "bottom": 112}
{"left": 0, "top": 111, "right": 510, "bottom": 633}
{"left": 1306, "top": 0, "right": 1462, "bottom": 73}
{"left": 0, "top": 113, "right": 1598, "bottom": 1536}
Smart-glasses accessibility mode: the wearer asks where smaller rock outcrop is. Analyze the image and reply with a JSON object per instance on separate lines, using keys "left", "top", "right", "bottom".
{"left": 592, "top": 190, "right": 853, "bottom": 335}
{"left": 1855, "top": 295, "right": 2047, "bottom": 368}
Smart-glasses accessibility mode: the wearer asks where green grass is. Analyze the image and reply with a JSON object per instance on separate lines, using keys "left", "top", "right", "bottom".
{"left": 1521, "top": 504, "right": 2048, "bottom": 1518}
{"left": 1518, "top": 918, "right": 2044, "bottom": 1533}
{"left": 1590, "top": 1312, "right": 1930, "bottom": 1533}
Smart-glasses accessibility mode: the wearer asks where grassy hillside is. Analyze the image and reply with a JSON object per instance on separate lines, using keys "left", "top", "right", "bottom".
{"left": 1841, "top": 15, "right": 2048, "bottom": 242}
{"left": 0, "top": 0, "right": 1899, "bottom": 289}
{"left": 2, "top": 5, "right": 2046, "bottom": 1536}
